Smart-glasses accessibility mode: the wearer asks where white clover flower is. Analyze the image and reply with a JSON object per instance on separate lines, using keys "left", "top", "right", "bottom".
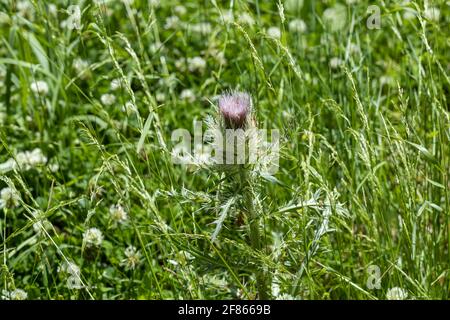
{"left": 174, "top": 5, "right": 187, "bottom": 16}
{"left": 32, "top": 211, "right": 52, "bottom": 235}
{"left": 187, "top": 56, "right": 206, "bottom": 73}
{"left": 33, "top": 219, "right": 51, "bottom": 234}
{"left": 323, "top": 4, "right": 347, "bottom": 31}
{"left": 110, "top": 78, "right": 122, "bottom": 91}
{"left": 26, "top": 148, "right": 47, "bottom": 167}
{"left": 221, "top": 11, "right": 234, "bottom": 24}
{"left": 16, "top": 1, "right": 34, "bottom": 19}
{"left": 109, "top": 204, "right": 128, "bottom": 224}
{"left": 156, "top": 92, "right": 166, "bottom": 103}
{"left": 149, "top": 0, "right": 160, "bottom": 7}
{"left": 237, "top": 13, "right": 254, "bottom": 26}
{"left": 122, "top": 101, "right": 136, "bottom": 114}
{"left": 0, "top": 187, "right": 20, "bottom": 209}
{"left": 267, "top": 26, "right": 281, "bottom": 39}
{"left": 100, "top": 93, "right": 116, "bottom": 106}
{"left": 158, "top": 73, "right": 177, "bottom": 89}
{"left": 424, "top": 7, "right": 440, "bottom": 21}
{"left": 284, "top": 0, "right": 304, "bottom": 13}
{"left": 386, "top": 287, "right": 408, "bottom": 300}
{"left": 276, "top": 293, "right": 297, "bottom": 300}
{"left": 174, "top": 58, "right": 186, "bottom": 72}
{"left": 206, "top": 48, "right": 226, "bottom": 65}
{"left": 348, "top": 43, "right": 360, "bottom": 55}
{"left": 8, "top": 289, "right": 28, "bottom": 300}
{"left": 190, "top": 22, "right": 212, "bottom": 35}
{"left": 403, "top": 10, "right": 416, "bottom": 21}
{"left": 202, "top": 274, "right": 228, "bottom": 288}
{"left": 164, "top": 15, "right": 180, "bottom": 30}
{"left": 288, "top": 18, "right": 307, "bottom": 33}
{"left": 58, "top": 261, "right": 81, "bottom": 276}
{"left": 30, "top": 80, "right": 49, "bottom": 96}
{"left": 345, "top": 0, "right": 358, "bottom": 4}
{"left": 48, "top": 161, "right": 59, "bottom": 173}
{"left": 72, "top": 58, "right": 90, "bottom": 79}
{"left": 14, "top": 148, "right": 46, "bottom": 169}
{"left": 122, "top": 245, "right": 142, "bottom": 270}
{"left": 83, "top": 227, "right": 103, "bottom": 247}
{"left": 329, "top": 57, "right": 343, "bottom": 69}
{"left": 48, "top": 4, "right": 57, "bottom": 15}
{"left": 380, "top": 75, "right": 394, "bottom": 86}
{"left": 180, "top": 89, "right": 196, "bottom": 102}
{"left": 149, "top": 42, "right": 165, "bottom": 54}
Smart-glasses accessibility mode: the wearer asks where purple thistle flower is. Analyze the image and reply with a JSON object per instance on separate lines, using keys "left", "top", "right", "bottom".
{"left": 218, "top": 91, "right": 251, "bottom": 128}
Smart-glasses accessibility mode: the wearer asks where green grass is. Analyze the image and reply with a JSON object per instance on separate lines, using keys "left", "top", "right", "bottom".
{"left": 0, "top": 0, "right": 449, "bottom": 300}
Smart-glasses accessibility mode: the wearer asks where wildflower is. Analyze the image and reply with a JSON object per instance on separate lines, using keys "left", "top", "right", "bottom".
{"left": 174, "top": 5, "right": 187, "bottom": 16}
{"left": 16, "top": 1, "right": 34, "bottom": 19}
{"left": 48, "top": 4, "right": 57, "bottom": 15}
{"left": 347, "top": 43, "right": 360, "bottom": 55}
{"left": 403, "top": 10, "right": 416, "bottom": 21}
{"left": 110, "top": 78, "right": 122, "bottom": 91}
{"left": 323, "top": 4, "right": 347, "bottom": 31}
{"left": 221, "top": 11, "right": 234, "bottom": 24}
{"left": 83, "top": 227, "right": 103, "bottom": 247}
{"left": 159, "top": 73, "right": 177, "bottom": 89}
{"left": 109, "top": 204, "right": 128, "bottom": 224}
{"left": 58, "top": 261, "right": 80, "bottom": 276}
{"left": 0, "top": 187, "right": 20, "bottom": 209}
{"left": 267, "top": 26, "right": 281, "bottom": 39}
{"left": 174, "top": 58, "right": 186, "bottom": 72}
{"left": 19, "top": 148, "right": 47, "bottom": 168}
{"left": 48, "top": 161, "right": 59, "bottom": 173}
{"left": 288, "top": 19, "right": 307, "bottom": 33}
{"left": 276, "top": 293, "right": 297, "bottom": 300}
{"left": 190, "top": 22, "right": 212, "bottom": 35}
{"left": 424, "top": 7, "right": 440, "bottom": 21}
{"left": 72, "top": 58, "right": 90, "bottom": 80}
{"left": 218, "top": 91, "right": 252, "bottom": 128}
{"left": 156, "top": 92, "right": 166, "bottom": 103}
{"left": 121, "top": 246, "right": 142, "bottom": 270}
{"left": 238, "top": 13, "right": 254, "bottom": 26}
{"left": 30, "top": 80, "right": 49, "bottom": 96}
{"left": 32, "top": 210, "right": 52, "bottom": 235}
{"left": 284, "top": 0, "right": 304, "bottom": 13}
{"left": 149, "top": 42, "right": 165, "bottom": 54}
{"left": 380, "top": 75, "right": 394, "bottom": 86}
{"left": 187, "top": 56, "right": 206, "bottom": 73}
{"left": 180, "top": 89, "right": 196, "bottom": 102}
{"left": 386, "top": 287, "right": 408, "bottom": 300}
{"left": 329, "top": 57, "right": 343, "bottom": 69}
{"left": 122, "top": 101, "right": 136, "bottom": 114}
{"left": 164, "top": 15, "right": 180, "bottom": 30}
{"left": 7, "top": 289, "right": 28, "bottom": 300}
{"left": 100, "top": 93, "right": 116, "bottom": 106}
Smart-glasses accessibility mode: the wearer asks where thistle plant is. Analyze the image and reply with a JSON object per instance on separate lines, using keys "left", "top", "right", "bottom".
{"left": 209, "top": 91, "right": 269, "bottom": 299}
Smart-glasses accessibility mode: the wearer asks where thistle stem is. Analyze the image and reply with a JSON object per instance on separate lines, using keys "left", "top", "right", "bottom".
{"left": 240, "top": 167, "right": 269, "bottom": 299}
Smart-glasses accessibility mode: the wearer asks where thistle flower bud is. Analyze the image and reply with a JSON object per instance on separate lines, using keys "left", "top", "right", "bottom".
{"left": 218, "top": 91, "right": 251, "bottom": 128}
